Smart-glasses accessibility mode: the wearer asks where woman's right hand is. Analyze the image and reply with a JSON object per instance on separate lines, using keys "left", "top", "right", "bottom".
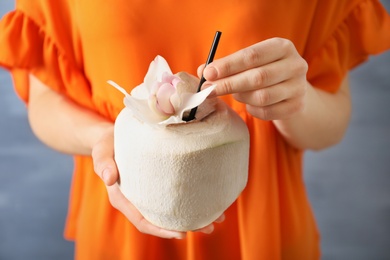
{"left": 91, "top": 125, "right": 224, "bottom": 239}
{"left": 91, "top": 126, "right": 187, "bottom": 239}
{"left": 28, "top": 74, "right": 223, "bottom": 238}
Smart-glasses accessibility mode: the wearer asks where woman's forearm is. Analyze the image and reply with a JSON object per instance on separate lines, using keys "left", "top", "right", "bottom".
{"left": 273, "top": 76, "right": 351, "bottom": 151}
{"left": 28, "top": 74, "right": 113, "bottom": 155}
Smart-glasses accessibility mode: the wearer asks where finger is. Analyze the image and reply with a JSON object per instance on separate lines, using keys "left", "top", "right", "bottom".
{"left": 208, "top": 51, "right": 307, "bottom": 97}
{"left": 107, "top": 184, "right": 186, "bottom": 239}
{"left": 197, "top": 64, "right": 205, "bottom": 78}
{"left": 246, "top": 97, "right": 305, "bottom": 121}
{"left": 91, "top": 131, "right": 118, "bottom": 186}
{"left": 203, "top": 38, "right": 292, "bottom": 81}
{"left": 213, "top": 214, "right": 225, "bottom": 223}
{"left": 233, "top": 79, "right": 306, "bottom": 107}
{"left": 207, "top": 60, "right": 289, "bottom": 96}
{"left": 195, "top": 224, "right": 214, "bottom": 234}
{"left": 192, "top": 213, "right": 225, "bottom": 234}
{"left": 92, "top": 149, "right": 118, "bottom": 186}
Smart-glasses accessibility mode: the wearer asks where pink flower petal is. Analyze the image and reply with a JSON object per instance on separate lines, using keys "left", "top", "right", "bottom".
{"left": 161, "top": 72, "right": 180, "bottom": 85}
{"left": 156, "top": 83, "right": 176, "bottom": 115}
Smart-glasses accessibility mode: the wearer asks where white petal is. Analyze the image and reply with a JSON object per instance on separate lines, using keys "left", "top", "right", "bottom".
{"left": 157, "top": 85, "right": 216, "bottom": 126}
{"left": 124, "top": 96, "right": 165, "bottom": 125}
{"left": 107, "top": 80, "right": 130, "bottom": 97}
{"left": 144, "top": 56, "right": 173, "bottom": 87}
{"left": 170, "top": 93, "right": 181, "bottom": 111}
{"left": 131, "top": 83, "right": 150, "bottom": 99}
{"left": 159, "top": 115, "right": 185, "bottom": 125}
{"left": 177, "top": 85, "right": 216, "bottom": 119}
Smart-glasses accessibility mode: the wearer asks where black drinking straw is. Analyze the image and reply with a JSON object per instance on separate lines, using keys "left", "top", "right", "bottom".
{"left": 183, "top": 31, "right": 222, "bottom": 122}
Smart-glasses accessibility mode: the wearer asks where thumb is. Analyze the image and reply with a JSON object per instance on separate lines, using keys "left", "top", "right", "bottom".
{"left": 93, "top": 155, "right": 118, "bottom": 186}
{"left": 91, "top": 128, "right": 119, "bottom": 186}
{"left": 99, "top": 162, "right": 119, "bottom": 186}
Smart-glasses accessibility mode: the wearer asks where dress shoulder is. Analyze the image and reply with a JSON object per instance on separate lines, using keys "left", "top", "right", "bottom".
{"left": 0, "top": 9, "right": 93, "bottom": 108}
{"left": 306, "top": 0, "right": 390, "bottom": 93}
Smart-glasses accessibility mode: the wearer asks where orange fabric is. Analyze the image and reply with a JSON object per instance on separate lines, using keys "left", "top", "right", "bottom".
{"left": 1, "top": 0, "right": 389, "bottom": 259}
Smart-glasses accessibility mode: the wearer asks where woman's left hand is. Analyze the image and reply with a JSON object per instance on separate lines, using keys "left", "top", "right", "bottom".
{"left": 199, "top": 37, "right": 352, "bottom": 151}
{"left": 198, "top": 37, "right": 309, "bottom": 121}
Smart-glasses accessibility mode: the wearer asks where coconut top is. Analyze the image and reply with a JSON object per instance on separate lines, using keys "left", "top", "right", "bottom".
{"left": 108, "top": 55, "right": 216, "bottom": 127}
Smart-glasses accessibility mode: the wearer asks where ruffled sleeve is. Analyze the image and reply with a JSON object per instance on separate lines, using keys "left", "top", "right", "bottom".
{"left": 0, "top": 9, "right": 94, "bottom": 109}
{"left": 306, "top": 0, "right": 390, "bottom": 93}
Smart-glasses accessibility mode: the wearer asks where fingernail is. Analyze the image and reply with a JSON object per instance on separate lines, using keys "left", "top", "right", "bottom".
{"left": 204, "top": 66, "right": 218, "bottom": 80}
{"left": 202, "top": 83, "right": 213, "bottom": 89}
{"left": 202, "top": 224, "right": 214, "bottom": 234}
{"left": 102, "top": 168, "right": 110, "bottom": 184}
{"left": 162, "top": 230, "right": 185, "bottom": 239}
{"left": 174, "top": 234, "right": 186, "bottom": 240}
{"left": 215, "top": 214, "right": 226, "bottom": 223}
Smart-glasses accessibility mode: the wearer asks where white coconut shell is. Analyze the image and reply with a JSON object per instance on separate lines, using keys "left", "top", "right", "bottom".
{"left": 114, "top": 82, "right": 250, "bottom": 232}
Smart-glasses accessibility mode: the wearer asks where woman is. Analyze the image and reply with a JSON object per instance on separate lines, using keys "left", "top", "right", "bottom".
{"left": 1, "top": 0, "right": 389, "bottom": 259}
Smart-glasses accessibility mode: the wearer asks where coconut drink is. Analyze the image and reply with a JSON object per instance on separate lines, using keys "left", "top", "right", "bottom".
{"left": 109, "top": 56, "right": 250, "bottom": 231}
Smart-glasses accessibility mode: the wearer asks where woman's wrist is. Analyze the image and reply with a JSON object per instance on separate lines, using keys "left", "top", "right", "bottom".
{"left": 28, "top": 73, "right": 117, "bottom": 155}
{"left": 273, "top": 77, "right": 351, "bottom": 150}
{"left": 83, "top": 121, "right": 114, "bottom": 155}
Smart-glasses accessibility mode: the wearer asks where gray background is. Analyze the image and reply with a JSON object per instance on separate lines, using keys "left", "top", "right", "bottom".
{"left": 0, "top": 1, "right": 389, "bottom": 259}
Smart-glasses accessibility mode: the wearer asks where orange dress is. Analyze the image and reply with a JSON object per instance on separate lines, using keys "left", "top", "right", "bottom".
{"left": 1, "top": 0, "right": 389, "bottom": 259}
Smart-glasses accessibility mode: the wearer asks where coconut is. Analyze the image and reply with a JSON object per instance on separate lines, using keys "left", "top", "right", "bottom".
{"left": 112, "top": 58, "right": 249, "bottom": 231}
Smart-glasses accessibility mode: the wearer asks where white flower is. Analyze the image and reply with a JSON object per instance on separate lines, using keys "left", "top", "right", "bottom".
{"left": 108, "top": 55, "right": 215, "bottom": 126}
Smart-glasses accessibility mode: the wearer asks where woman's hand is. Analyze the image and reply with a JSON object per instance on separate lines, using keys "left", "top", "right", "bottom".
{"left": 198, "top": 37, "right": 351, "bottom": 150}
{"left": 28, "top": 75, "right": 224, "bottom": 238}
{"left": 199, "top": 37, "right": 308, "bottom": 121}
{"left": 91, "top": 126, "right": 224, "bottom": 239}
